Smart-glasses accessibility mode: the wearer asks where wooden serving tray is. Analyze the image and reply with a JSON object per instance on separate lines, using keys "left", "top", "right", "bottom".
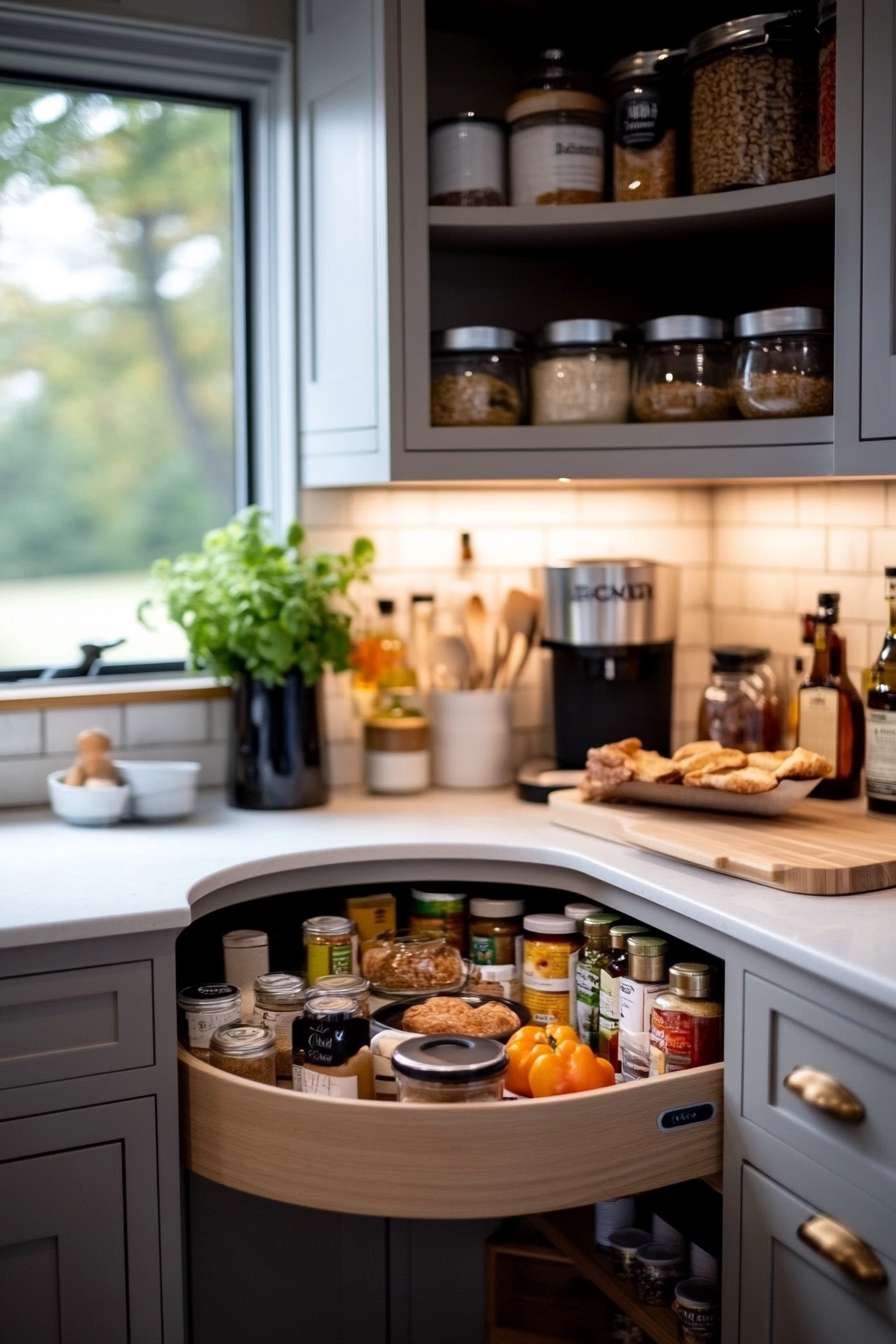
{"left": 549, "top": 788, "right": 896, "bottom": 896}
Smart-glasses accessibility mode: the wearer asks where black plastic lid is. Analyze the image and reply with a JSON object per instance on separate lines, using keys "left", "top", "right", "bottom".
{"left": 885, "top": 568, "right": 896, "bottom": 578}
{"left": 817, "top": 592, "right": 840, "bottom": 621}
{"left": 411, "top": 593, "right": 434, "bottom": 602}
{"left": 377, "top": 598, "right": 395, "bottom": 615}
{"left": 711, "top": 644, "right": 770, "bottom": 672}
{"left": 391, "top": 1034, "right": 508, "bottom": 1083}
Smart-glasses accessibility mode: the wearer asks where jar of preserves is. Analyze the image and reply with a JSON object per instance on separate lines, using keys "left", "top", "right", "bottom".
{"left": 817, "top": 2, "right": 836, "bottom": 176}
{"left": 208, "top": 1023, "right": 276, "bottom": 1086}
{"left": 177, "top": 983, "right": 241, "bottom": 1059}
{"left": 522, "top": 912, "right": 580, "bottom": 1027}
{"left": 428, "top": 112, "right": 506, "bottom": 206}
{"left": 293, "top": 995, "right": 374, "bottom": 1098}
{"left": 649, "top": 963, "right": 723, "bottom": 1075}
{"left": 529, "top": 320, "right": 631, "bottom": 425}
{"left": 507, "top": 48, "right": 607, "bottom": 206}
{"left": 306, "top": 974, "right": 370, "bottom": 1018}
{"left": 687, "top": 12, "right": 816, "bottom": 195}
{"left": 697, "top": 646, "right": 768, "bottom": 752}
{"left": 469, "top": 896, "right": 524, "bottom": 1000}
{"left": 633, "top": 316, "right": 732, "bottom": 422}
{"left": 431, "top": 327, "right": 525, "bottom": 427}
{"left": 733, "top": 307, "right": 833, "bottom": 418}
{"left": 674, "top": 1278, "right": 722, "bottom": 1344}
{"left": 606, "top": 48, "right": 684, "bottom": 201}
{"left": 252, "top": 972, "right": 306, "bottom": 1078}
{"left": 409, "top": 886, "right": 467, "bottom": 949}
{"left": 303, "top": 915, "right": 354, "bottom": 985}
{"left": 635, "top": 1241, "right": 686, "bottom": 1305}
{"left": 391, "top": 1033, "right": 508, "bottom": 1103}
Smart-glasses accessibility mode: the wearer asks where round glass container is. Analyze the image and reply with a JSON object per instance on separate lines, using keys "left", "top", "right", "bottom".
{"left": 365, "top": 931, "right": 466, "bottom": 997}
{"left": 649, "top": 963, "right": 724, "bottom": 1075}
{"left": 391, "top": 1033, "right": 508, "bottom": 1103}
{"left": 303, "top": 915, "right": 354, "bottom": 985}
{"left": 606, "top": 48, "right": 685, "bottom": 201}
{"left": 522, "top": 913, "right": 580, "bottom": 1027}
{"left": 469, "top": 897, "right": 524, "bottom": 1000}
{"left": 674, "top": 1277, "right": 722, "bottom": 1344}
{"left": 635, "top": 1240, "right": 686, "bottom": 1305}
{"left": 208, "top": 1023, "right": 276, "bottom": 1086}
{"left": 634, "top": 316, "right": 732, "bottom": 422}
{"left": 818, "top": 2, "right": 836, "bottom": 175}
{"left": 409, "top": 886, "right": 467, "bottom": 950}
{"left": 428, "top": 113, "right": 505, "bottom": 206}
{"left": 530, "top": 319, "right": 631, "bottom": 425}
{"left": 687, "top": 12, "right": 816, "bottom": 195}
{"left": 306, "top": 974, "right": 370, "bottom": 1018}
{"left": 252, "top": 972, "right": 306, "bottom": 1078}
{"left": 608, "top": 1227, "right": 652, "bottom": 1283}
{"left": 293, "top": 995, "right": 374, "bottom": 1098}
{"left": 431, "top": 327, "right": 525, "bottom": 427}
{"left": 697, "top": 646, "right": 768, "bottom": 751}
{"left": 733, "top": 306, "right": 833, "bottom": 418}
{"left": 177, "top": 983, "right": 241, "bottom": 1058}
{"left": 507, "top": 89, "right": 607, "bottom": 206}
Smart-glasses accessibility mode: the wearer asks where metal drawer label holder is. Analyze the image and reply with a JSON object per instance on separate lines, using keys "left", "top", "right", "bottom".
{"left": 656, "top": 1101, "right": 717, "bottom": 1131}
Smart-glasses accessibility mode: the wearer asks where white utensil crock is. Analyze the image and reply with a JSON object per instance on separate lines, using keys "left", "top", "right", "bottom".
{"left": 430, "top": 689, "right": 513, "bottom": 789}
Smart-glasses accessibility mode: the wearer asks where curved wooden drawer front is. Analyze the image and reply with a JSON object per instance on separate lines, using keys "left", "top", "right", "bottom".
{"left": 178, "top": 1047, "right": 723, "bottom": 1219}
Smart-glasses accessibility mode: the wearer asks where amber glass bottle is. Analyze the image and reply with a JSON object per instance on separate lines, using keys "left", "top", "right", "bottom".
{"left": 866, "top": 568, "right": 896, "bottom": 814}
{"left": 797, "top": 592, "right": 865, "bottom": 799}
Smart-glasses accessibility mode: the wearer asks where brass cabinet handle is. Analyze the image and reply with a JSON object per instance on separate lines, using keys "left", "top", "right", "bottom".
{"left": 784, "top": 1065, "right": 865, "bottom": 1122}
{"left": 798, "top": 1216, "right": 888, "bottom": 1286}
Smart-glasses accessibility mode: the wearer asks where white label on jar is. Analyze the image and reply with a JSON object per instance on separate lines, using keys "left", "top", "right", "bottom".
{"left": 510, "top": 122, "right": 604, "bottom": 205}
{"left": 429, "top": 121, "right": 504, "bottom": 200}
{"left": 799, "top": 686, "right": 839, "bottom": 766}
{"left": 866, "top": 708, "right": 896, "bottom": 797}
{"left": 186, "top": 1002, "right": 241, "bottom": 1049}
{"left": 254, "top": 1007, "right": 301, "bottom": 1057}
{"left": 292, "top": 1065, "right": 359, "bottom": 1098}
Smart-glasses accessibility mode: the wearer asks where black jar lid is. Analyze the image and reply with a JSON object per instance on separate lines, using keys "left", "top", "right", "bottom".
{"left": 711, "top": 644, "right": 770, "bottom": 671}
{"left": 432, "top": 326, "right": 522, "bottom": 353}
{"left": 734, "top": 306, "right": 831, "bottom": 338}
{"left": 641, "top": 314, "right": 725, "bottom": 343}
{"left": 534, "top": 318, "right": 621, "bottom": 348}
{"left": 687, "top": 13, "right": 798, "bottom": 65}
{"left": 177, "top": 983, "right": 240, "bottom": 1009}
{"left": 605, "top": 48, "right": 686, "bottom": 88}
{"left": 391, "top": 1034, "right": 508, "bottom": 1082}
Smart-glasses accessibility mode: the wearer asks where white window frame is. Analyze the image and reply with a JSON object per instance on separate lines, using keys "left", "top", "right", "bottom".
{"left": 0, "top": 0, "right": 296, "bottom": 540}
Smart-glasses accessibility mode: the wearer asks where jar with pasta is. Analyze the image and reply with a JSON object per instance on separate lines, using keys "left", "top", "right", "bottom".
{"left": 633, "top": 316, "right": 733, "bottom": 422}
{"left": 606, "top": 48, "right": 684, "bottom": 201}
{"left": 530, "top": 320, "right": 631, "bottom": 425}
{"left": 431, "top": 327, "right": 525, "bottom": 427}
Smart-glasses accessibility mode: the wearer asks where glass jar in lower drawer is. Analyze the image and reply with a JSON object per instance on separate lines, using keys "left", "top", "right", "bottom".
{"left": 733, "top": 307, "right": 833, "bottom": 419}
{"left": 392, "top": 1034, "right": 508, "bottom": 1103}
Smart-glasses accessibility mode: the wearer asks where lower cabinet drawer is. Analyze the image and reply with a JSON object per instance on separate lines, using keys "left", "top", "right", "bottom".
{"left": 0, "top": 961, "right": 154, "bottom": 1089}
{"left": 178, "top": 1045, "right": 722, "bottom": 1219}
{"left": 742, "top": 973, "right": 896, "bottom": 1210}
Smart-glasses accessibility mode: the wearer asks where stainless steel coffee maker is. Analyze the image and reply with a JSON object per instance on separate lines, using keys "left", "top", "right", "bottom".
{"left": 541, "top": 559, "right": 679, "bottom": 768}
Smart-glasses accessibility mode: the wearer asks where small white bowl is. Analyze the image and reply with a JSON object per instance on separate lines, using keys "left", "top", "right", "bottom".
{"left": 48, "top": 771, "right": 131, "bottom": 827}
{"left": 114, "top": 760, "right": 201, "bottom": 821}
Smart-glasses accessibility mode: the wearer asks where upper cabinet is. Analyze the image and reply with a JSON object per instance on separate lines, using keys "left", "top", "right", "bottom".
{"left": 299, "top": 0, "right": 848, "bottom": 486}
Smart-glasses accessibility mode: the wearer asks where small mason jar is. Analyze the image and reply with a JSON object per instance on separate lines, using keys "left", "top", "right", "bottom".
{"left": 208, "top": 1024, "right": 276, "bottom": 1086}
{"left": 391, "top": 1034, "right": 508, "bottom": 1103}
{"left": 252, "top": 972, "right": 306, "bottom": 1078}
{"left": 732, "top": 307, "right": 833, "bottom": 418}
{"left": 177, "top": 983, "right": 241, "bottom": 1059}
{"left": 633, "top": 315, "right": 732, "bottom": 422}
{"left": 697, "top": 646, "right": 769, "bottom": 752}
{"left": 306, "top": 974, "right": 370, "bottom": 1018}
{"left": 530, "top": 319, "right": 632, "bottom": 425}
{"left": 431, "top": 327, "right": 526, "bottom": 427}
{"left": 608, "top": 1227, "right": 652, "bottom": 1283}
{"left": 303, "top": 915, "right": 355, "bottom": 985}
{"left": 635, "top": 1241, "right": 686, "bottom": 1305}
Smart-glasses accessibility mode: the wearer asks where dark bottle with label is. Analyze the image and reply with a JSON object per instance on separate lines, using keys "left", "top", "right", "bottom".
{"left": 575, "top": 912, "right": 617, "bottom": 1049}
{"left": 797, "top": 592, "right": 865, "bottom": 799}
{"left": 867, "top": 568, "right": 896, "bottom": 813}
{"left": 598, "top": 922, "right": 649, "bottom": 1068}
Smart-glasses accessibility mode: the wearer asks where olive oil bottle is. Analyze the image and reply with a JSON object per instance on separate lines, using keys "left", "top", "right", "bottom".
{"left": 797, "top": 592, "right": 865, "bottom": 799}
{"left": 866, "top": 568, "right": 896, "bottom": 814}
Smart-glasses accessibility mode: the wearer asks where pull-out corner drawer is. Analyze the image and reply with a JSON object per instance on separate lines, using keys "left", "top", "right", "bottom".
{"left": 179, "top": 1045, "right": 722, "bottom": 1219}
{"left": 0, "top": 962, "right": 154, "bottom": 1090}
{"left": 742, "top": 973, "right": 896, "bottom": 1210}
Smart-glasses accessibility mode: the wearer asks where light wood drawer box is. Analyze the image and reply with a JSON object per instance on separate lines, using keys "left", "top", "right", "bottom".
{"left": 742, "top": 974, "right": 896, "bottom": 1210}
{"left": 0, "top": 962, "right": 154, "bottom": 1089}
{"left": 179, "top": 1045, "right": 722, "bottom": 1220}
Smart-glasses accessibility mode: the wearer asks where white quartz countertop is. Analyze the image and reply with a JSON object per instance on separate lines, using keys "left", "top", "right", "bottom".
{"left": 4, "top": 788, "right": 896, "bottom": 1010}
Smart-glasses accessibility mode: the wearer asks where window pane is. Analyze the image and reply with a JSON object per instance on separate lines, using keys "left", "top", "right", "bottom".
{"left": 0, "top": 83, "right": 240, "bottom": 669}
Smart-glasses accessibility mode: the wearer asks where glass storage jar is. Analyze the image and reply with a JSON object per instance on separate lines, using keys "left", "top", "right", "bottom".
{"left": 306, "top": 974, "right": 370, "bottom": 1018}
{"left": 252, "top": 972, "right": 306, "bottom": 1078}
{"left": 674, "top": 1278, "right": 722, "bottom": 1344}
{"left": 409, "top": 886, "right": 467, "bottom": 949}
{"left": 818, "top": 2, "right": 836, "bottom": 175}
{"left": 391, "top": 1033, "right": 508, "bottom": 1103}
{"left": 303, "top": 915, "right": 355, "bottom": 985}
{"left": 687, "top": 12, "right": 816, "bottom": 195}
{"left": 363, "top": 931, "right": 466, "bottom": 996}
{"left": 530, "top": 320, "right": 631, "bottom": 424}
{"left": 633, "top": 316, "right": 732, "bottom": 422}
{"left": 431, "top": 327, "right": 525, "bottom": 427}
{"left": 208, "top": 1023, "right": 276, "bottom": 1086}
{"left": 507, "top": 48, "right": 607, "bottom": 206}
{"left": 364, "top": 676, "right": 430, "bottom": 796}
{"left": 522, "top": 912, "right": 580, "bottom": 1027}
{"left": 635, "top": 1241, "right": 686, "bottom": 1305}
{"left": 177, "top": 983, "right": 241, "bottom": 1059}
{"left": 649, "top": 962, "right": 723, "bottom": 1075}
{"left": 608, "top": 1228, "right": 652, "bottom": 1283}
{"left": 469, "top": 896, "right": 524, "bottom": 1002}
{"left": 606, "top": 48, "right": 685, "bottom": 201}
{"left": 428, "top": 112, "right": 506, "bottom": 206}
{"left": 697, "top": 646, "right": 768, "bottom": 751}
{"left": 293, "top": 995, "right": 374, "bottom": 1098}
{"left": 733, "top": 306, "right": 833, "bottom": 418}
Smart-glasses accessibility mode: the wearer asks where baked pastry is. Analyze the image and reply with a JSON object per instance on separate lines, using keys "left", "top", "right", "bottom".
{"left": 773, "top": 747, "right": 835, "bottom": 780}
{"left": 683, "top": 766, "right": 779, "bottom": 794}
{"left": 401, "top": 997, "right": 520, "bottom": 1037}
{"left": 747, "top": 751, "right": 791, "bottom": 773}
{"left": 672, "top": 740, "right": 724, "bottom": 763}
{"left": 471, "top": 1001, "right": 521, "bottom": 1035}
{"left": 628, "top": 749, "right": 681, "bottom": 784}
{"left": 681, "top": 749, "right": 749, "bottom": 778}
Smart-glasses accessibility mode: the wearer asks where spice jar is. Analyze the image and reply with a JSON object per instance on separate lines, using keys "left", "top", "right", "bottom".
{"left": 303, "top": 916, "right": 355, "bottom": 985}
{"left": 252, "top": 972, "right": 306, "bottom": 1078}
{"left": 687, "top": 12, "right": 817, "bottom": 196}
{"left": 409, "top": 886, "right": 467, "bottom": 950}
{"left": 818, "top": 2, "right": 836, "bottom": 175}
{"left": 599, "top": 924, "right": 649, "bottom": 1069}
{"left": 391, "top": 1033, "right": 508, "bottom": 1103}
{"left": 634, "top": 317, "right": 732, "bottom": 422}
{"left": 575, "top": 913, "right": 615, "bottom": 1050}
{"left": 429, "top": 112, "right": 506, "bottom": 206}
{"left": 469, "top": 897, "right": 524, "bottom": 1001}
{"left": 619, "top": 935, "right": 669, "bottom": 1082}
{"left": 177, "top": 983, "right": 242, "bottom": 1059}
{"left": 522, "top": 912, "right": 580, "bottom": 1027}
{"left": 650, "top": 964, "right": 723, "bottom": 1075}
{"left": 674, "top": 1278, "right": 722, "bottom": 1344}
{"left": 607, "top": 49, "right": 684, "bottom": 201}
{"left": 306, "top": 974, "right": 370, "bottom": 1018}
{"left": 208, "top": 1023, "right": 276, "bottom": 1086}
{"left": 635, "top": 1241, "right": 686, "bottom": 1305}
{"left": 293, "top": 995, "right": 374, "bottom": 1098}
{"left": 507, "top": 48, "right": 607, "bottom": 206}
{"left": 733, "top": 307, "right": 833, "bottom": 418}
{"left": 565, "top": 901, "right": 611, "bottom": 931}
{"left": 222, "top": 928, "right": 268, "bottom": 1020}
{"left": 431, "top": 327, "right": 525, "bottom": 427}
{"left": 697, "top": 646, "right": 769, "bottom": 751}
{"left": 364, "top": 675, "right": 430, "bottom": 795}
{"left": 530, "top": 320, "right": 631, "bottom": 425}
{"left": 609, "top": 1227, "right": 652, "bottom": 1283}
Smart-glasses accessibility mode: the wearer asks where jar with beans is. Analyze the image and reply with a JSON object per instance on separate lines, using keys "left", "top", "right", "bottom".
{"left": 733, "top": 306, "right": 833, "bottom": 418}
{"left": 687, "top": 12, "right": 817, "bottom": 196}
{"left": 633, "top": 316, "right": 733, "bottom": 422}
{"left": 431, "top": 327, "right": 526, "bottom": 427}
{"left": 606, "top": 48, "right": 684, "bottom": 201}
{"left": 530, "top": 320, "right": 631, "bottom": 425}
{"left": 817, "top": 1, "right": 836, "bottom": 176}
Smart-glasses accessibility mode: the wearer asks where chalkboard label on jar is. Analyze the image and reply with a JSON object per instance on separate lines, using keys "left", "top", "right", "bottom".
{"left": 293, "top": 1014, "right": 369, "bottom": 1068}
{"left": 656, "top": 1101, "right": 716, "bottom": 1131}
{"left": 615, "top": 91, "right": 668, "bottom": 150}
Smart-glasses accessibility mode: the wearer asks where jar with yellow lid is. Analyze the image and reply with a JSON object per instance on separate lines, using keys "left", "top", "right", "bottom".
{"left": 364, "top": 669, "right": 430, "bottom": 795}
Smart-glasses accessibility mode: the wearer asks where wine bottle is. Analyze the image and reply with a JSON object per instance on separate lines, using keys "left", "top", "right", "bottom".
{"left": 867, "top": 568, "right": 896, "bottom": 814}
{"left": 797, "top": 592, "right": 865, "bottom": 799}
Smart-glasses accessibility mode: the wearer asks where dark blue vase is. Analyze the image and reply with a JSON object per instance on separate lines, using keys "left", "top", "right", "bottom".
{"left": 227, "top": 670, "right": 328, "bottom": 809}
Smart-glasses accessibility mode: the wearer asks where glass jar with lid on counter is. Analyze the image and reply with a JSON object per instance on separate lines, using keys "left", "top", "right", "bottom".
{"left": 606, "top": 48, "right": 684, "bottom": 201}
{"left": 391, "top": 1033, "right": 508, "bottom": 1103}
{"left": 431, "top": 327, "right": 526, "bottom": 427}
{"left": 529, "top": 320, "right": 631, "bottom": 425}
{"left": 732, "top": 307, "right": 833, "bottom": 419}
{"left": 698, "top": 646, "right": 770, "bottom": 752}
{"left": 364, "top": 671, "right": 430, "bottom": 796}
{"left": 633, "top": 316, "right": 733, "bottom": 422}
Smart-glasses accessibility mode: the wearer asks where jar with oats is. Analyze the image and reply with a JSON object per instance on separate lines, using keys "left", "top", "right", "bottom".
{"left": 732, "top": 306, "right": 833, "bottom": 418}
{"left": 252, "top": 972, "right": 306, "bottom": 1078}
{"left": 208, "top": 1024, "right": 276, "bottom": 1085}
{"left": 530, "top": 320, "right": 631, "bottom": 425}
{"left": 633, "top": 316, "right": 733, "bottom": 422}
{"left": 606, "top": 48, "right": 684, "bottom": 201}
{"left": 431, "top": 327, "right": 525, "bottom": 427}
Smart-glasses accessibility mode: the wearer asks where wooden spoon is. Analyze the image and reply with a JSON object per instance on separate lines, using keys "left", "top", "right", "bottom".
{"left": 464, "top": 594, "right": 491, "bottom": 689}
{"left": 494, "top": 629, "right": 532, "bottom": 689}
{"left": 431, "top": 633, "right": 473, "bottom": 691}
{"left": 492, "top": 589, "right": 539, "bottom": 687}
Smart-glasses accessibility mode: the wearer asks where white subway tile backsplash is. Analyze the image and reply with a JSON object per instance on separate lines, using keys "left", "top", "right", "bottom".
{"left": 0, "top": 754, "right": 72, "bottom": 808}
{"left": 0, "top": 712, "right": 42, "bottom": 758}
{"left": 741, "top": 569, "right": 797, "bottom": 615}
{"left": 794, "top": 483, "right": 829, "bottom": 525}
{"left": 828, "top": 482, "right": 887, "bottom": 527}
{"left": 124, "top": 701, "right": 208, "bottom": 747}
{"left": 828, "top": 527, "right": 870, "bottom": 573}
{"left": 742, "top": 484, "right": 797, "bottom": 525}
{"left": 44, "top": 705, "right": 123, "bottom": 754}
{"left": 869, "top": 528, "right": 896, "bottom": 575}
{"left": 578, "top": 487, "right": 679, "bottom": 524}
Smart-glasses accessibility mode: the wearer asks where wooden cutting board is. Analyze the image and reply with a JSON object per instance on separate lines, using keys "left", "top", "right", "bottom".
{"left": 548, "top": 788, "right": 896, "bottom": 895}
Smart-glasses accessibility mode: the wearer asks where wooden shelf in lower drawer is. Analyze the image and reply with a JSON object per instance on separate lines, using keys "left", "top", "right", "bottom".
{"left": 178, "top": 1046, "right": 722, "bottom": 1219}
